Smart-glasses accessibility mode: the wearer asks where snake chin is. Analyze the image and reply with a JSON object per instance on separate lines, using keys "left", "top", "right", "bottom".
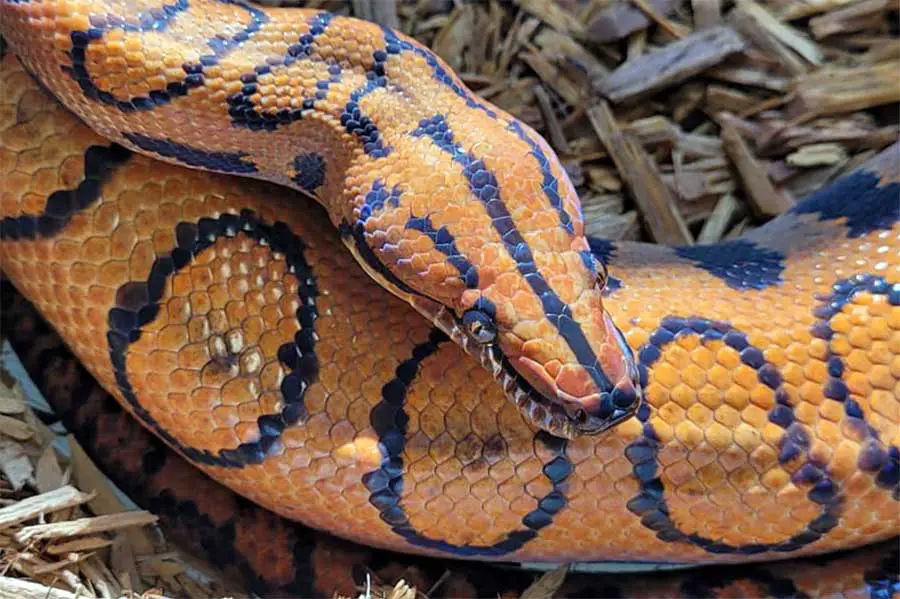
{"left": 421, "top": 302, "right": 643, "bottom": 440}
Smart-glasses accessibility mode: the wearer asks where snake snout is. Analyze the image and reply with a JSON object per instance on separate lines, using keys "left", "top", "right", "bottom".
{"left": 507, "top": 310, "right": 642, "bottom": 438}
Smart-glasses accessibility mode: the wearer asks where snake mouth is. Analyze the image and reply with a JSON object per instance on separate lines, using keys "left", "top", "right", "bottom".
{"left": 419, "top": 301, "right": 642, "bottom": 439}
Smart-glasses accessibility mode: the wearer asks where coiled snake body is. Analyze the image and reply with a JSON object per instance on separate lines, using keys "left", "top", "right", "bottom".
{"left": 0, "top": 1, "right": 898, "bottom": 596}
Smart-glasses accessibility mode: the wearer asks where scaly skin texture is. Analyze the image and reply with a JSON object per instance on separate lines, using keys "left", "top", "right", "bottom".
{"left": 1, "top": 47, "right": 899, "bottom": 572}
{"left": 0, "top": 0, "right": 644, "bottom": 439}
{"left": 3, "top": 279, "right": 898, "bottom": 599}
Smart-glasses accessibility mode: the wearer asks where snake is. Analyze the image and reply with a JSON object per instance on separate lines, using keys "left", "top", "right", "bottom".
{"left": 0, "top": 0, "right": 897, "bottom": 596}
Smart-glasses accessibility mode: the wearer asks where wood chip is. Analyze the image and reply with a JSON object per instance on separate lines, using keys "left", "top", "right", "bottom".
{"left": 0, "top": 486, "right": 94, "bottom": 530}
{"left": 729, "top": 5, "right": 808, "bottom": 75}
{"left": 692, "top": 0, "right": 722, "bottom": 29}
{"left": 533, "top": 28, "right": 611, "bottom": 81}
{"left": 521, "top": 564, "right": 569, "bottom": 599}
{"left": 707, "top": 64, "right": 790, "bottom": 92}
{"left": 737, "top": 0, "right": 824, "bottom": 65}
{"left": 786, "top": 143, "right": 848, "bottom": 167}
{"left": 520, "top": 48, "right": 584, "bottom": 106}
{"left": 720, "top": 119, "right": 795, "bottom": 215}
{"left": 588, "top": 102, "right": 693, "bottom": 244}
{"left": 595, "top": 25, "right": 746, "bottom": 103}
{"left": 66, "top": 435, "right": 160, "bottom": 557}
{"left": 584, "top": 0, "right": 678, "bottom": 43}
{"left": 0, "top": 382, "right": 25, "bottom": 416}
{"left": 627, "top": 0, "right": 689, "bottom": 39}
{"left": 532, "top": 85, "right": 569, "bottom": 153}
{"left": 350, "top": 0, "right": 399, "bottom": 29}
{"left": 586, "top": 166, "right": 623, "bottom": 192}
{"left": 0, "top": 414, "right": 32, "bottom": 442}
{"left": 45, "top": 536, "right": 114, "bottom": 556}
{"left": 0, "top": 575, "right": 81, "bottom": 599}
{"left": 514, "top": 0, "right": 587, "bottom": 38}
{"left": 0, "top": 442, "right": 34, "bottom": 492}
{"left": 15, "top": 511, "right": 159, "bottom": 544}
{"left": 705, "top": 84, "right": 759, "bottom": 114}
{"left": 792, "top": 62, "right": 900, "bottom": 116}
{"left": 35, "top": 446, "right": 66, "bottom": 495}
{"left": 775, "top": 0, "right": 865, "bottom": 20}
{"left": 809, "top": 0, "right": 891, "bottom": 39}
{"left": 698, "top": 194, "right": 742, "bottom": 242}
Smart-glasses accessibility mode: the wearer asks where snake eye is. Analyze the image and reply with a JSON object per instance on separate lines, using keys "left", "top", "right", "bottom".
{"left": 462, "top": 309, "right": 497, "bottom": 344}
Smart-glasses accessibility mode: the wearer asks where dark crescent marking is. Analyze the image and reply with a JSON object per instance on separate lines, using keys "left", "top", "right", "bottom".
{"left": 362, "top": 329, "right": 574, "bottom": 557}
{"left": 123, "top": 132, "right": 259, "bottom": 174}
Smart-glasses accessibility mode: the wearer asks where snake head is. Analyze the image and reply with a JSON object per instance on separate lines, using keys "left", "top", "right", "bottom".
{"left": 428, "top": 260, "right": 643, "bottom": 439}
{"left": 343, "top": 115, "right": 642, "bottom": 439}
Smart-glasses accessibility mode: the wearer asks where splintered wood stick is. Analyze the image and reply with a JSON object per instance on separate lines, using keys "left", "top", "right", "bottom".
{"left": 777, "top": 0, "right": 869, "bottom": 20}
{"left": 729, "top": 6, "right": 808, "bottom": 75}
{"left": 595, "top": 25, "right": 746, "bottom": 103}
{"left": 720, "top": 120, "right": 795, "bottom": 216}
{"left": 588, "top": 102, "right": 693, "bottom": 245}
{"left": 0, "top": 485, "right": 95, "bottom": 530}
{"left": 793, "top": 62, "right": 900, "bottom": 115}
{"left": 15, "top": 511, "right": 158, "bottom": 544}
{"left": 45, "top": 536, "right": 114, "bottom": 555}
{"left": 532, "top": 85, "right": 570, "bottom": 153}
{"left": 627, "top": 0, "right": 688, "bottom": 39}
{"left": 736, "top": 0, "right": 824, "bottom": 65}
{"left": 691, "top": 0, "right": 722, "bottom": 29}
{"left": 0, "top": 576, "right": 80, "bottom": 599}
{"left": 809, "top": 0, "right": 891, "bottom": 39}
{"left": 698, "top": 194, "right": 741, "bottom": 243}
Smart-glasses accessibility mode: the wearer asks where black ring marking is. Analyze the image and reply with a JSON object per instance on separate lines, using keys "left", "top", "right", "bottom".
{"left": 362, "top": 328, "right": 573, "bottom": 557}
{"left": 107, "top": 210, "right": 319, "bottom": 469}
{"left": 811, "top": 274, "right": 900, "bottom": 499}
{"left": 123, "top": 132, "right": 259, "bottom": 174}
{"left": 64, "top": 0, "right": 267, "bottom": 113}
{"left": 0, "top": 144, "right": 132, "bottom": 241}
{"left": 790, "top": 166, "right": 900, "bottom": 237}
{"left": 631, "top": 316, "right": 842, "bottom": 554}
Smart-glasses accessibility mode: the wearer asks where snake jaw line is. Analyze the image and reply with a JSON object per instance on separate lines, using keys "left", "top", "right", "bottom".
{"left": 410, "top": 298, "right": 641, "bottom": 440}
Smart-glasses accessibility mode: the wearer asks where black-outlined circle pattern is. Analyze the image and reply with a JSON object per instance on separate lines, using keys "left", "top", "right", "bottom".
{"left": 107, "top": 210, "right": 319, "bottom": 469}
